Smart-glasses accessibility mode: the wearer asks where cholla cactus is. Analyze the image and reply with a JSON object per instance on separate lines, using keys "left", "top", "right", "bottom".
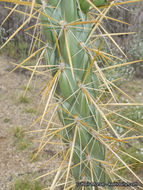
{"left": 1, "top": 0, "right": 143, "bottom": 189}
{"left": 39, "top": 0, "right": 113, "bottom": 188}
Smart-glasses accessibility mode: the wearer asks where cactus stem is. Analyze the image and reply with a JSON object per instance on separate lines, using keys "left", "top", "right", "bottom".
{"left": 59, "top": 20, "right": 67, "bottom": 29}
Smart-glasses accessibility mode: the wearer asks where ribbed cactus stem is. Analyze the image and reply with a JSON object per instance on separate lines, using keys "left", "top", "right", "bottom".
{"left": 39, "top": 0, "right": 112, "bottom": 188}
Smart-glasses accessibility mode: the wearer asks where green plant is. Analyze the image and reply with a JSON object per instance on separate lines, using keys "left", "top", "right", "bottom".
{"left": 0, "top": 0, "right": 143, "bottom": 189}
{"left": 4, "top": 117, "right": 10, "bottom": 123}
{"left": 17, "top": 40, "right": 28, "bottom": 60}
{"left": 21, "top": 85, "right": 32, "bottom": 92}
{"left": 13, "top": 126, "right": 31, "bottom": 151}
{"left": 11, "top": 176, "right": 43, "bottom": 190}
{"left": 24, "top": 107, "right": 37, "bottom": 114}
{"left": 13, "top": 127, "right": 24, "bottom": 138}
{"left": 19, "top": 96, "right": 30, "bottom": 104}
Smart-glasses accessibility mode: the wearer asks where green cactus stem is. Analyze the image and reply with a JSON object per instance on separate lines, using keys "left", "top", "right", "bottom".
{"left": 38, "top": 0, "right": 113, "bottom": 189}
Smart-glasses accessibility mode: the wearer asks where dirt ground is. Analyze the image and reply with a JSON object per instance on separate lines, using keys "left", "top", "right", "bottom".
{"left": 0, "top": 55, "right": 61, "bottom": 189}
{"left": 0, "top": 54, "right": 143, "bottom": 189}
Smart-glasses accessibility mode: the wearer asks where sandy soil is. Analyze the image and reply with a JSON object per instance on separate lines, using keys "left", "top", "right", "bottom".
{"left": 0, "top": 55, "right": 60, "bottom": 189}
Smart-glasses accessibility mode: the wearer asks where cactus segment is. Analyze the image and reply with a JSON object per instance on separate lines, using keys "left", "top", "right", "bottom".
{"left": 93, "top": 0, "right": 108, "bottom": 7}
{"left": 76, "top": 90, "right": 91, "bottom": 118}
{"left": 79, "top": 0, "right": 90, "bottom": 13}
{"left": 79, "top": 0, "right": 109, "bottom": 13}
{"left": 40, "top": 13, "right": 55, "bottom": 45}
{"left": 61, "top": 0, "right": 77, "bottom": 22}
{"left": 59, "top": 68, "right": 78, "bottom": 103}
{"left": 39, "top": 0, "right": 113, "bottom": 188}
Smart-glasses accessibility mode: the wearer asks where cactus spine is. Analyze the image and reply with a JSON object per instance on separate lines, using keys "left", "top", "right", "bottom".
{"left": 39, "top": 0, "right": 112, "bottom": 188}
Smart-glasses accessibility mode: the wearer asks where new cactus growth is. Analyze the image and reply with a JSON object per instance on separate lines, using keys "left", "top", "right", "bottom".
{"left": 39, "top": 0, "right": 113, "bottom": 188}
